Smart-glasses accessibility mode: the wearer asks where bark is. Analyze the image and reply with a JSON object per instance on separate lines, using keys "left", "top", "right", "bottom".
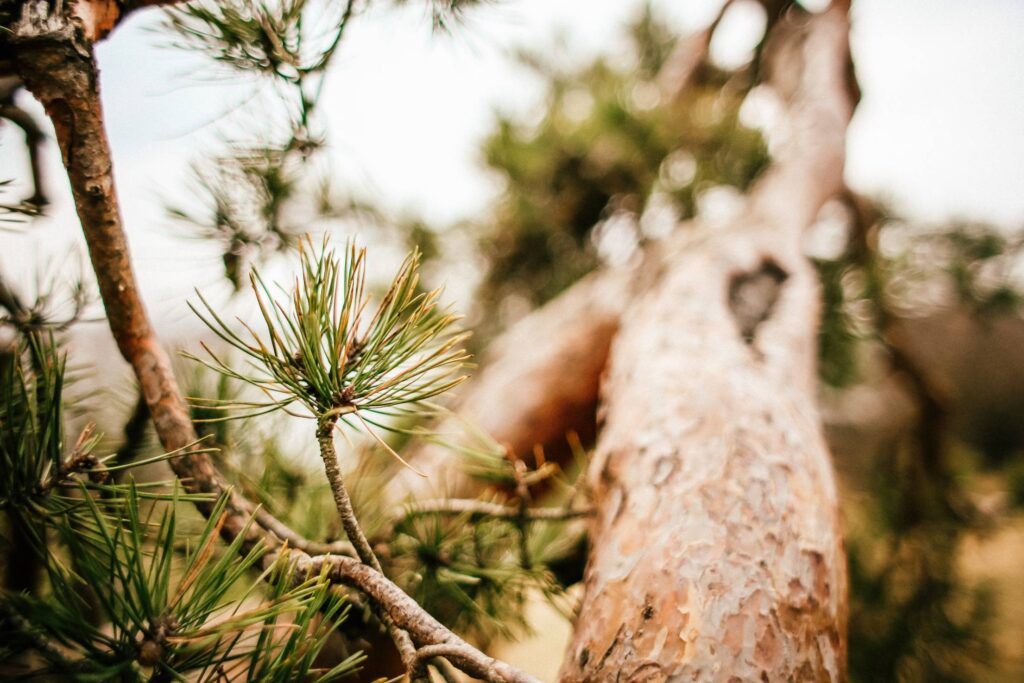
{"left": 560, "top": 5, "right": 855, "bottom": 681}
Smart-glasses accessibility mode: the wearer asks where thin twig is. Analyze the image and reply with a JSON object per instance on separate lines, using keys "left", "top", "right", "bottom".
{"left": 293, "top": 553, "right": 542, "bottom": 683}
{"left": 251, "top": 508, "right": 356, "bottom": 556}
{"left": 316, "top": 416, "right": 419, "bottom": 675}
{"left": 405, "top": 498, "right": 593, "bottom": 522}
{"left": 409, "top": 643, "right": 465, "bottom": 681}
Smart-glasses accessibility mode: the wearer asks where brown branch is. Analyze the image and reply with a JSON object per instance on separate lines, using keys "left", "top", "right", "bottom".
{"left": 403, "top": 498, "right": 593, "bottom": 522}
{"left": 9, "top": 0, "right": 316, "bottom": 557}
{"left": 251, "top": 507, "right": 355, "bottom": 556}
{"left": 294, "top": 554, "right": 542, "bottom": 683}
{"left": 408, "top": 644, "right": 466, "bottom": 681}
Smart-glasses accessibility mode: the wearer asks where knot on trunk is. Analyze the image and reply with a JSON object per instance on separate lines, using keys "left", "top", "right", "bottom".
{"left": 728, "top": 259, "right": 789, "bottom": 346}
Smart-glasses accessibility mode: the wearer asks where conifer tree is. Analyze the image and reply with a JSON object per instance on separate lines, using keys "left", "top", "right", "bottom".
{"left": 3, "top": 0, "right": 1018, "bottom": 681}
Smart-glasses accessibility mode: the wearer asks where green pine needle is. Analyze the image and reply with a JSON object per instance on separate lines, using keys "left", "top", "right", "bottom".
{"left": 185, "top": 237, "right": 470, "bottom": 426}
{"left": 1, "top": 485, "right": 364, "bottom": 681}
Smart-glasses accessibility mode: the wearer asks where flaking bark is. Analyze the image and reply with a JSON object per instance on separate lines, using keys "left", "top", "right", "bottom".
{"left": 560, "top": 4, "right": 856, "bottom": 681}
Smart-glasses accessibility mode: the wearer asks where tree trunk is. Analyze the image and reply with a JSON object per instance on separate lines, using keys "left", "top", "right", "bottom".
{"left": 559, "top": 5, "right": 855, "bottom": 681}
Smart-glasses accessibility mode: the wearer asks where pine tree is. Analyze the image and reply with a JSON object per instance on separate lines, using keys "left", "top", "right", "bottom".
{"left": 3, "top": 0, "right": 1018, "bottom": 681}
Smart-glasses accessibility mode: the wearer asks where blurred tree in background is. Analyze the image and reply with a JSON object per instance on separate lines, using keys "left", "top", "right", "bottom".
{"left": 395, "top": 5, "right": 1024, "bottom": 681}
{"left": 472, "top": 6, "right": 769, "bottom": 314}
{"left": 442, "top": 6, "right": 1024, "bottom": 683}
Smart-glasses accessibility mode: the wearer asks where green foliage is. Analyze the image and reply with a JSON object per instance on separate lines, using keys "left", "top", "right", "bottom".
{"left": 385, "top": 427, "right": 585, "bottom": 639}
{"left": 847, "top": 464, "right": 994, "bottom": 682}
{"left": 0, "top": 333, "right": 362, "bottom": 680}
{"left": 474, "top": 7, "right": 769, "bottom": 309}
{"left": 186, "top": 238, "right": 469, "bottom": 424}
{"left": 390, "top": 513, "right": 550, "bottom": 637}
{"left": 815, "top": 259, "right": 863, "bottom": 388}
{"left": 162, "top": 0, "right": 491, "bottom": 290}
{"left": 0, "top": 334, "right": 208, "bottom": 526}
{"left": 918, "top": 224, "right": 1022, "bottom": 317}
{"left": 164, "top": 0, "right": 313, "bottom": 80}
{"left": 169, "top": 147, "right": 306, "bottom": 291}
{"left": 161, "top": 0, "right": 355, "bottom": 289}
{"left": 0, "top": 334, "right": 73, "bottom": 519}
{"left": 2, "top": 486, "right": 363, "bottom": 681}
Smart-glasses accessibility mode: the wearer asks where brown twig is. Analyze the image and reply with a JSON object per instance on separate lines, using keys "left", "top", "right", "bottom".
{"left": 293, "top": 553, "right": 542, "bottom": 683}
{"left": 404, "top": 498, "right": 593, "bottom": 522}
{"left": 316, "top": 416, "right": 419, "bottom": 674}
{"left": 408, "top": 643, "right": 466, "bottom": 681}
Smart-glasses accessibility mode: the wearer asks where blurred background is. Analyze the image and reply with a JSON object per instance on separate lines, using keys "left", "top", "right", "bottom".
{"left": 2, "top": 0, "right": 1023, "bottom": 680}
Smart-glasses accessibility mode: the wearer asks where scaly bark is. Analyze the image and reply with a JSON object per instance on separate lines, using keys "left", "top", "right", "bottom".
{"left": 560, "top": 4, "right": 856, "bottom": 680}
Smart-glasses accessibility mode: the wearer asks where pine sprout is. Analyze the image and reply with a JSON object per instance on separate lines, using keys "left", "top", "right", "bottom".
{"left": 184, "top": 237, "right": 470, "bottom": 429}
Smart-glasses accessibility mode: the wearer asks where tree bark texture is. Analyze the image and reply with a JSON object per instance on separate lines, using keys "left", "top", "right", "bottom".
{"left": 559, "top": 5, "right": 855, "bottom": 681}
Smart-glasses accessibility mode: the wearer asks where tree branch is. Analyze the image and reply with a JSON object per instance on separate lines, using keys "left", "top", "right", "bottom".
{"left": 8, "top": 6, "right": 541, "bottom": 683}
{"left": 293, "top": 553, "right": 542, "bottom": 683}
{"left": 403, "top": 498, "right": 592, "bottom": 522}
{"left": 408, "top": 644, "right": 466, "bottom": 681}
{"left": 315, "top": 417, "right": 419, "bottom": 674}
{"left": 9, "top": 0, "right": 323, "bottom": 559}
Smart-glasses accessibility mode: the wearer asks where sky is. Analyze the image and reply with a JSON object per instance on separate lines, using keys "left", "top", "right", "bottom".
{"left": 1, "top": 0, "right": 1023, "bottom": 330}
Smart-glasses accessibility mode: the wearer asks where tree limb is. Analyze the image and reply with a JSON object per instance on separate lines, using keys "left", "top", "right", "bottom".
{"left": 9, "top": 0, "right": 323, "bottom": 558}
{"left": 294, "top": 554, "right": 543, "bottom": 683}
{"left": 403, "top": 498, "right": 592, "bottom": 522}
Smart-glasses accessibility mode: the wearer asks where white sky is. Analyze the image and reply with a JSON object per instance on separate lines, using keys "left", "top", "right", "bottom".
{"left": 1, "top": 0, "right": 1023, "bottom": 328}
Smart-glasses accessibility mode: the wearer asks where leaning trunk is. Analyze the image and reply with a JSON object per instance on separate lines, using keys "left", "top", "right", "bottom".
{"left": 560, "top": 5, "right": 855, "bottom": 680}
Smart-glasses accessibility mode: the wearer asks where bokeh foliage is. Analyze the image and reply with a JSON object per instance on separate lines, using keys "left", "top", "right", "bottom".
{"left": 473, "top": 6, "right": 769, "bottom": 312}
